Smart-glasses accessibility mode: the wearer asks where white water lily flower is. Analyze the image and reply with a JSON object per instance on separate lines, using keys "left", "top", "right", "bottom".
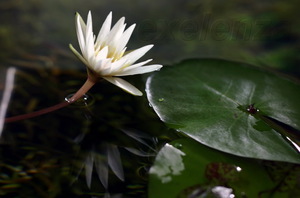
{"left": 69, "top": 11, "right": 162, "bottom": 96}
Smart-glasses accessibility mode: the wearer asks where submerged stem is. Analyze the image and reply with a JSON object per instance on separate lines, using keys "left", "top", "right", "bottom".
{"left": 5, "top": 78, "right": 96, "bottom": 123}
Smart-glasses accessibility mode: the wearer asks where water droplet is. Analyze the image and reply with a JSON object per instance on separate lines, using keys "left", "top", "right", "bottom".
{"left": 65, "top": 93, "right": 94, "bottom": 107}
{"left": 158, "top": 98, "right": 165, "bottom": 102}
{"left": 148, "top": 103, "right": 153, "bottom": 108}
{"left": 236, "top": 166, "right": 242, "bottom": 172}
{"left": 64, "top": 94, "right": 72, "bottom": 102}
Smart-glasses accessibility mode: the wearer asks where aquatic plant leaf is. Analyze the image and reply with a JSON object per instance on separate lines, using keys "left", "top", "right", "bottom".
{"left": 148, "top": 138, "right": 300, "bottom": 198}
{"left": 146, "top": 59, "right": 300, "bottom": 163}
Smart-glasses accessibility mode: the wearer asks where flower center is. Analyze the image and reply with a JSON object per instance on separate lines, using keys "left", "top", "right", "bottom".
{"left": 94, "top": 45, "right": 124, "bottom": 62}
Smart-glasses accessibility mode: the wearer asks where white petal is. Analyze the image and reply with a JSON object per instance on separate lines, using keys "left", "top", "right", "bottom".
{"left": 123, "top": 45, "right": 153, "bottom": 65}
{"left": 103, "top": 77, "right": 143, "bottom": 96}
{"left": 69, "top": 44, "right": 89, "bottom": 66}
{"left": 108, "top": 57, "right": 128, "bottom": 74}
{"left": 123, "top": 59, "right": 152, "bottom": 70}
{"left": 93, "top": 58, "right": 111, "bottom": 74}
{"left": 95, "top": 46, "right": 109, "bottom": 60}
{"left": 75, "top": 13, "right": 86, "bottom": 54}
{"left": 96, "top": 12, "right": 112, "bottom": 44}
{"left": 116, "top": 64, "right": 163, "bottom": 76}
{"left": 86, "top": 11, "right": 93, "bottom": 35}
{"left": 115, "top": 24, "right": 135, "bottom": 53}
{"left": 106, "top": 17, "right": 126, "bottom": 47}
{"left": 85, "top": 11, "right": 95, "bottom": 61}
{"left": 79, "top": 13, "right": 87, "bottom": 34}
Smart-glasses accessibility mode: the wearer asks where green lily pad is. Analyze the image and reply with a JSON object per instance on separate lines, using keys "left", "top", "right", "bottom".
{"left": 148, "top": 138, "right": 300, "bottom": 198}
{"left": 146, "top": 59, "right": 300, "bottom": 163}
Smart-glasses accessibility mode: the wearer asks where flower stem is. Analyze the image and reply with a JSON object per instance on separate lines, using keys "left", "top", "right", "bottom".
{"left": 67, "top": 77, "right": 96, "bottom": 103}
{"left": 5, "top": 78, "right": 96, "bottom": 123}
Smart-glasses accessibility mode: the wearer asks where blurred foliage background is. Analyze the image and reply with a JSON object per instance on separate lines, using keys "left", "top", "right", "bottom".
{"left": 0, "top": 0, "right": 299, "bottom": 75}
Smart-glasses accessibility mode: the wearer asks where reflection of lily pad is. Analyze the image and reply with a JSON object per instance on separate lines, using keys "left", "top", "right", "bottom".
{"left": 148, "top": 138, "right": 300, "bottom": 198}
{"left": 146, "top": 58, "right": 300, "bottom": 163}
{"left": 149, "top": 143, "right": 186, "bottom": 184}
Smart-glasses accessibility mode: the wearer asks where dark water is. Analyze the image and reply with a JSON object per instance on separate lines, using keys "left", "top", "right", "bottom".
{"left": 0, "top": 65, "right": 174, "bottom": 197}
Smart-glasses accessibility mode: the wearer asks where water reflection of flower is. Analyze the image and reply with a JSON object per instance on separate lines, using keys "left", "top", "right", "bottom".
{"left": 69, "top": 11, "right": 162, "bottom": 96}
{"left": 83, "top": 144, "right": 124, "bottom": 189}
{"left": 73, "top": 128, "right": 158, "bottom": 195}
